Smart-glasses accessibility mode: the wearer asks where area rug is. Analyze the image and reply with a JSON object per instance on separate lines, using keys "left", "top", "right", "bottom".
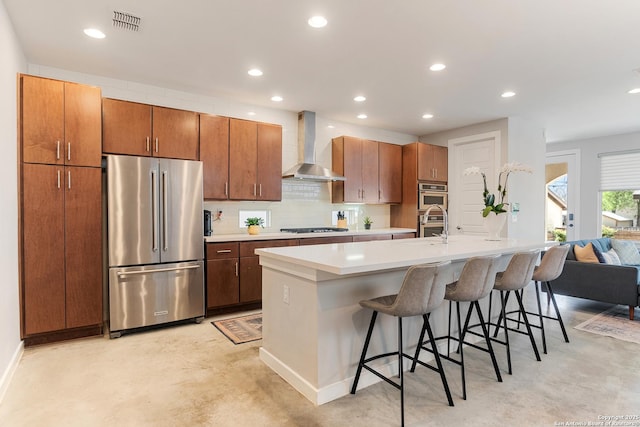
{"left": 212, "top": 313, "right": 262, "bottom": 344}
{"left": 574, "top": 306, "right": 640, "bottom": 344}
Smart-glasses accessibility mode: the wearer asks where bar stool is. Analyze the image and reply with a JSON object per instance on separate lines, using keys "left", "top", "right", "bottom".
{"left": 351, "top": 261, "right": 454, "bottom": 427}
{"left": 412, "top": 255, "right": 503, "bottom": 401}
{"left": 489, "top": 250, "right": 541, "bottom": 375}
{"left": 531, "top": 245, "right": 571, "bottom": 353}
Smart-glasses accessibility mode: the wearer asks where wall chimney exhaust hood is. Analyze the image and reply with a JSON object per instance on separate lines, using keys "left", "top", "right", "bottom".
{"left": 282, "top": 111, "right": 346, "bottom": 182}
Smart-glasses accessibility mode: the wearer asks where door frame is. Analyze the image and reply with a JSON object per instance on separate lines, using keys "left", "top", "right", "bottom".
{"left": 448, "top": 131, "right": 501, "bottom": 235}
{"left": 545, "top": 149, "right": 581, "bottom": 241}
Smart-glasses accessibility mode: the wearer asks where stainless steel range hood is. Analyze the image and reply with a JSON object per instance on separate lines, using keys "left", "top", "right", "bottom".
{"left": 282, "top": 111, "right": 346, "bottom": 181}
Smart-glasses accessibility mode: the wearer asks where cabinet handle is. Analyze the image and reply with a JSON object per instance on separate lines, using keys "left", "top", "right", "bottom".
{"left": 57, "top": 170, "right": 61, "bottom": 189}
{"left": 56, "top": 141, "right": 60, "bottom": 160}
{"left": 235, "top": 262, "right": 238, "bottom": 277}
{"left": 67, "top": 170, "right": 71, "bottom": 189}
{"left": 216, "top": 249, "right": 232, "bottom": 253}
{"left": 362, "top": 189, "right": 365, "bottom": 199}
{"left": 259, "top": 184, "right": 262, "bottom": 197}
{"left": 253, "top": 183, "right": 257, "bottom": 196}
{"left": 146, "top": 137, "right": 150, "bottom": 152}
{"left": 225, "top": 182, "right": 228, "bottom": 196}
{"left": 67, "top": 142, "right": 71, "bottom": 161}
{"left": 155, "top": 137, "right": 159, "bottom": 153}
{"left": 358, "top": 189, "right": 361, "bottom": 199}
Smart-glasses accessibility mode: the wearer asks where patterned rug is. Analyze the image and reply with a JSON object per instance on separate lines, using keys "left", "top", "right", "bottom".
{"left": 212, "top": 313, "right": 262, "bottom": 344}
{"left": 574, "top": 306, "right": 640, "bottom": 344}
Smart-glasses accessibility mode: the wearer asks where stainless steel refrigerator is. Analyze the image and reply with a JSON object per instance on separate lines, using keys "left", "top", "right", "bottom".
{"left": 107, "top": 155, "right": 204, "bottom": 338}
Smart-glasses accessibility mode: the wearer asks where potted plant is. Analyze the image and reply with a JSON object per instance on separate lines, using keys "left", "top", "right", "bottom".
{"left": 363, "top": 216, "right": 373, "bottom": 230}
{"left": 245, "top": 217, "right": 264, "bottom": 235}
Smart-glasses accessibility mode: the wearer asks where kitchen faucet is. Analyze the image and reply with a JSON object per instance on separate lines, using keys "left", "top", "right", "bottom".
{"left": 422, "top": 204, "right": 448, "bottom": 244}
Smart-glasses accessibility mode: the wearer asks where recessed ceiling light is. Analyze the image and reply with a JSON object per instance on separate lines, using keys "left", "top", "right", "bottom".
{"left": 357, "top": 114, "right": 367, "bottom": 119}
{"left": 422, "top": 113, "right": 434, "bottom": 119}
{"left": 353, "top": 95, "right": 366, "bottom": 102}
{"left": 628, "top": 88, "right": 640, "bottom": 94}
{"left": 271, "top": 95, "right": 283, "bottom": 102}
{"left": 248, "top": 111, "right": 256, "bottom": 116}
{"left": 248, "top": 68, "right": 263, "bottom": 77}
{"left": 429, "top": 63, "right": 446, "bottom": 71}
{"left": 83, "top": 28, "right": 105, "bottom": 39}
{"left": 327, "top": 125, "right": 335, "bottom": 129}
{"left": 501, "top": 91, "right": 516, "bottom": 98}
{"left": 308, "top": 16, "right": 328, "bottom": 28}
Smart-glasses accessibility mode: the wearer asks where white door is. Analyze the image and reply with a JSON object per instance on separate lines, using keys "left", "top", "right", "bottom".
{"left": 545, "top": 150, "right": 580, "bottom": 242}
{"left": 448, "top": 131, "right": 501, "bottom": 236}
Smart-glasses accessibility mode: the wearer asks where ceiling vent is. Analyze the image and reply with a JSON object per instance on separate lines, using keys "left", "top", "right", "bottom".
{"left": 113, "top": 11, "right": 141, "bottom": 32}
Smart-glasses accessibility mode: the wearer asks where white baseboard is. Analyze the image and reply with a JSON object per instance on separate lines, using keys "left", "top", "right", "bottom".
{"left": 0, "top": 340, "right": 24, "bottom": 404}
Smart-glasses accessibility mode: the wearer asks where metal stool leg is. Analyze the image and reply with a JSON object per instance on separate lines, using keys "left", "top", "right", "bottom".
{"left": 473, "top": 300, "right": 503, "bottom": 383}
{"left": 499, "top": 290, "right": 512, "bottom": 375}
{"left": 351, "top": 311, "right": 378, "bottom": 394}
{"left": 456, "top": 301, "right": 466, "bottom": 400}
{"left": 398, "top": 317, "right": 404, "bottom": 427}
{"left": 534, "top": 280, "right": 547, "bottom": 354}
{"left": 422, "top": 314, "right": 454, "bottom": 407}
{"left": 514, "top": 290, "right": 541, "bottom": 362}
{"left": 545, "top": 281, "right": 570, "bottom": 343}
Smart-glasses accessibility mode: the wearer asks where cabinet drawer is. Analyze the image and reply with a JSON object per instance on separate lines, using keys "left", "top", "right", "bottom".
{"left": 240, "top": 239, "right": 299, "bottom": 257}
{"left": 392, "top": 232, "right": 416, "bottom": 239}
{"left": 206, "top": 242, "right": 239, "bottom": 259}
{"left": 353, "top": 234, "right": 392, "bottom": 242}
{"left": 299, "top": 236, "right": 353, "bottom": 246}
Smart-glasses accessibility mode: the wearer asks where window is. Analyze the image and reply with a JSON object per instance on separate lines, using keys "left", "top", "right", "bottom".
{"left": 599, "top": 151, "right": 640, "bottom": 239}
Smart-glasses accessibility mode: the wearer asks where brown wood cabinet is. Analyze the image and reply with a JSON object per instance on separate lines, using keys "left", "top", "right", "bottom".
{"left": 206, "top": 243, "right": 240, "bottom": 308}
{"left": 418, "top": 143, "right": 448, "bottom": 182}
{"left": 21, "top": 75, "right": 101, "bottom": 167}
{"left": 228, "top": 118, "right": 282, "bottom": 201}
{"left": 102, "top": 99, "right": 199, "bottom": 160}
{"left": 352, "top": 234, "right": 392, "bottom": 242}
{"left": 200, "top": 114, "right": 230, "bottom": 199}
{"left": 378, "top": 142, "right": 402, "bottom": 203}
{"left": 332, "top": 136, "right": 401, "bottom": 204}
{"left": 22, "top": 164, "right": 102, "bottom": 336}
{"left": 299, "top": 235, "right": 354, "bottom": 245}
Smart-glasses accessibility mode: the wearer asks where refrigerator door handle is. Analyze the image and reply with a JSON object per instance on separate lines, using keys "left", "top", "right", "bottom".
{"left": 151, "top": 169, "right": 158, "bottom": 252}
{"left": 116, "top": 264, "right": 200, "bottom": 277}
{"left": 162, "top": 170, "right": 169, "bottom": 252}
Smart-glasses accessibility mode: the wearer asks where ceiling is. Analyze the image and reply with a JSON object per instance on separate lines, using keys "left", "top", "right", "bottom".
{"left": 4, "top": 0, "right": 640, "bottom": 142}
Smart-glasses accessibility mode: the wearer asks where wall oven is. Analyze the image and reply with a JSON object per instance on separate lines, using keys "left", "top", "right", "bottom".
{"left": 419, "top": 212, "right": 445, "bottom": 238}
{"left": 418, "top": 182, "right": 447, "bottom": 211}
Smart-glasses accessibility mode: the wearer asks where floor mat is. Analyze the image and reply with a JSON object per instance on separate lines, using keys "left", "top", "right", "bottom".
{"left": 212, "top": 313, "right": 262, "bottom": 344}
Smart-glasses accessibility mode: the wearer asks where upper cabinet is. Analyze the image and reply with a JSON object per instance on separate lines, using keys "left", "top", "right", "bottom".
{"left": 332, "top": 136, "right": 401, "bottom": 204}
{"left": 21, "top": 75, "right": 101, "bottom": 167}
{"left": 228, "top": 118, "right": 282, "bottom": 201}
{"left": 102, "top": 98, "right": 199, "bottom": 160}
{"left": 418, "top": 143, "right": 448, "bottom": 182}
{"left": 200, "top": 114, "right": 230, "bottom": 200}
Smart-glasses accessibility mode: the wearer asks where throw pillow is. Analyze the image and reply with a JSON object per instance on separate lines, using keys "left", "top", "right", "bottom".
{"left": 574, "top": 242, "right": 600, "bottom": 263}
{"left": 601, "top": 248, "right": 622, "bottom": 265}
{"left": 610, "top": 239, "right": 640, "bottom": 265}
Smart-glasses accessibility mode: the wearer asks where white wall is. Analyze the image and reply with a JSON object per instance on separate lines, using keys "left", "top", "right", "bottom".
{"left": 0, "top": 0, "right": 26, "bottom": 402}
{"left": 546, "top": 131, "right": 640, "bottom": 238}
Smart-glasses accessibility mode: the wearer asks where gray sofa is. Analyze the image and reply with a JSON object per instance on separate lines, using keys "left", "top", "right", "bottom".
{"left": 547, "top": 238, "right": 640, "bottom": 320}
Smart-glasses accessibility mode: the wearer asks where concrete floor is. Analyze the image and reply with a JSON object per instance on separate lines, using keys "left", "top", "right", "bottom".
{"left": 1, "top": 292, "right": 639, "bottom": 427}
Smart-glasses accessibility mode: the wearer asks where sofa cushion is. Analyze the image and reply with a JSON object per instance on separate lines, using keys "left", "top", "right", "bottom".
{"left": 566, "top": 238, "right": 611, "bottom": 261}
{"left": 574, "top": 242, "right": 600, "bottom": 263}
{"left": 601, "top": 248, "right": 622, "bottom": 265}
{"left": 611, "top": 239, "right": 640, "bottom": 265}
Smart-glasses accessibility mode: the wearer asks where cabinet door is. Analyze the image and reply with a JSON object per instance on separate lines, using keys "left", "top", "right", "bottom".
{"left": 239, "top": 257, "right": 261, "bottom": 302}
{"left": 152, "top": 106, "right": 199, "bottom": 160}
{"left": 22, "top": 164, "right": 65, "bottom": 335}
{"left": 102, "top": 99, "right": 152, "bottom": 156}
{"left": 342, "top": 137, "right": 363, "bottom": 202}
{"left": 64, "top": 166, "right": 102, "bottom": 328}
{"left": 361, "top": 139, "right": 379, "bottom": 203}
{"left": 229, "top": 119, "right": 258, "bottom": 200}
{"left": 200, "top": 115, "right": 230, "bottom": 200}
{"left": 256, "top": 123, "right": 282, "bottom": 201}
{"left": 432, "top": 145, "right": 448, "bottom": 182}
{"left": 64, "top": 83, "right": 102, "bottom": 167}
{"left": 21, "top": 76, "right": 64, "bottom": 165}
{"left": 378, "top": 142, "right": 402, "bottom": 203}
{"left": 206, "top": 259, "right": 239, "bottom": 308}
{"left": 417, "top": 142, "right": 431, "bottom": 181}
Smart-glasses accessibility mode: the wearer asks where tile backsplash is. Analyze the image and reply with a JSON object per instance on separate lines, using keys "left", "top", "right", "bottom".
{"left": 204, "top": 180, "right": 390, "bottom": 235}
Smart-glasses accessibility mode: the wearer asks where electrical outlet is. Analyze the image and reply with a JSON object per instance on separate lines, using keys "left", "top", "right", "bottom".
{"left": 283, "top": 285, "right": 290, "bottom": 304}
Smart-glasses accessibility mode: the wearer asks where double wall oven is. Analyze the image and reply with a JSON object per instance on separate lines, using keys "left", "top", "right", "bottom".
{"left": 418, "top": 182, "right": 447, "bottom": 238}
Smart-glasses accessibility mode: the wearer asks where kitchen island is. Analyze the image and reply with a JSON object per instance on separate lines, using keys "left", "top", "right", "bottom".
{"left": 256, "top": 235, "right": 554, "bottom": 405}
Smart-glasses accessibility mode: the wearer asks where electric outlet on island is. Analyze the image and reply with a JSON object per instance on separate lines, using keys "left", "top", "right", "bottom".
{"left": 283, "top": 285, "right": 290, "bottom": 304}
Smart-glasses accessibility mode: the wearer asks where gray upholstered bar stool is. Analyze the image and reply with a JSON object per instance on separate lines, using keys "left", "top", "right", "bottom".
{"left": 530, "top": 244, "right": 571, "bottom": 353}
{"left": 489, "top": 250, "right": 541, "bottom": 374}
{"left": 350, "top": 261, "right": 454, "bottom": 427}
{"left": 412, "top": 255, "right": 503, "bottom": 401}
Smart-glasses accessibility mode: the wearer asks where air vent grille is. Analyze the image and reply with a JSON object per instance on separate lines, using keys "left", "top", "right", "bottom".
{"left": 113, "top": 11, "right": 141, "bottom": 32}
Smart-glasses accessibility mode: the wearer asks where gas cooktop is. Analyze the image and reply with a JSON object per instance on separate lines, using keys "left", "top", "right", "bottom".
{"left": 280, "top": 227, "right": 349, "bottom": 233}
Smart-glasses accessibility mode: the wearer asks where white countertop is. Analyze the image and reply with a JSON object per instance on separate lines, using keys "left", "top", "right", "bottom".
{"left": 203, "top": 227, "right": 415, "bottom": 243}
{"left": 256, "top": 234, "right": 555, "bottom": 276}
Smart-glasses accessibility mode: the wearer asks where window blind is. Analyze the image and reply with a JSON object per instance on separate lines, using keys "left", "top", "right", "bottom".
{"left": 600, "top": 151, "right": 640, "bottom": 191}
